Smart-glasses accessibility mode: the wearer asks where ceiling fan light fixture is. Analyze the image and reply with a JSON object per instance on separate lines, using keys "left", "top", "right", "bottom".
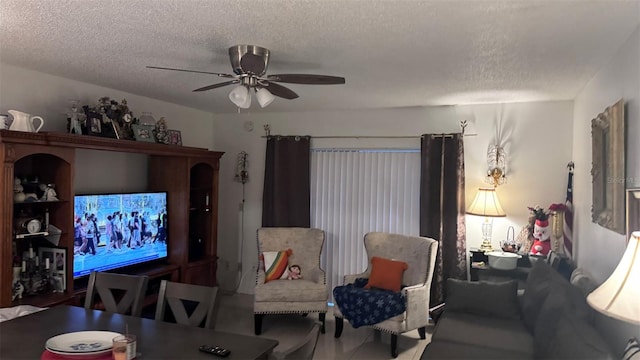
{"left": 256, "top": 87, "right": 276, "bottom": 108}
{"left": 229, "top": 85, "right": 251, "bottom": 109}
{"left": 148, "top": 45, "right": 345, "bottom": 107}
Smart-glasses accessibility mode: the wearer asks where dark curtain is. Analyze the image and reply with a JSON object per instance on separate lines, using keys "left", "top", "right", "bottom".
{"left": 420, "top": 133, "right": 467, "bottom": 307}
{"left": 262, "top": 136, "right": 311, "bottom": 227}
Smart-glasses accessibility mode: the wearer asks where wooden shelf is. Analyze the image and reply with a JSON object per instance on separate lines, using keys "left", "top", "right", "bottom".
{"left": 14, "top": 231, "right": 49, "bottom": 239}
{"left": 0, "top": 130, "right": 217, "bottom": 158}
{"left": 14, "top": 200, "right": 69, "bottom": 206}
{"left": 1, "top": 129, "right": 223, "bottom": 307}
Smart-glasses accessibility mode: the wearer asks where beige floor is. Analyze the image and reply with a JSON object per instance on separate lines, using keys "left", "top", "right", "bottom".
{"left": 214, "top": 292, "right": 433, "bottom": 360}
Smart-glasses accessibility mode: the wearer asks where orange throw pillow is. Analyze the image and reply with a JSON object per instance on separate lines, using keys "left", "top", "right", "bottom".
{"left": 364, "top": 256, "right": 409, "bottom": 292}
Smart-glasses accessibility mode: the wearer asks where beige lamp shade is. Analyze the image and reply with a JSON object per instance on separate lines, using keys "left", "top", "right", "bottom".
{"left": 587, "top": 231, "right": 640, "bottom": 325}
{"left": 466, "top": 188, "right": 506, "bottom": 217}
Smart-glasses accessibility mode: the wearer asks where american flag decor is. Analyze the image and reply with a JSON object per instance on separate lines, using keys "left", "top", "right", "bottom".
{"left": 563, "top": 162, "right": 574, "bottom": 258}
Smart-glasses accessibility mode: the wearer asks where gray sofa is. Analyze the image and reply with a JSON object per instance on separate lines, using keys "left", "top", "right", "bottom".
{"left": 421, "top": 259, "right": 615, "bottom": 359}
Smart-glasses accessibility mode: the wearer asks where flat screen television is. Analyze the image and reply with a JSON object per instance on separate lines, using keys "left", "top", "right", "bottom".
{"left": 73, "top": 191, "right": 168, "bottom": 279}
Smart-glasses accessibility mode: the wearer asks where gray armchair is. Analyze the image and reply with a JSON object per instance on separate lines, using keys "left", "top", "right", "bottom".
{"left": 333, "top": 232, "right": 438, "bottom": 358}
{"left": 254, "top": 228, "right": 328, "bottom": 335}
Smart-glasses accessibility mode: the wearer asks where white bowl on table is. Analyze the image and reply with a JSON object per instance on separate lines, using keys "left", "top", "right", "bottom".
{"left": 486, "top": 251, "right": 522, "bottom": 270}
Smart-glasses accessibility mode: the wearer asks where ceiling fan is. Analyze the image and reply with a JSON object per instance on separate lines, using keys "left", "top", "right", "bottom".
{"left": 147, "top": 45, "right": 346, "bottom": 108}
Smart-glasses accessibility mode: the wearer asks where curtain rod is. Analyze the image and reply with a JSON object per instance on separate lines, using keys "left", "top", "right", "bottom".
{"left": 260, "top": 134, "right": 473, "bottom": 139}
{"left": 260, "top": 121, "right": 477, "bottom": 139}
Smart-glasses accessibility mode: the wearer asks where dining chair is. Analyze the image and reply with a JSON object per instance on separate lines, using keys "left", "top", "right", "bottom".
{"left": 84, "top": 271, "right": 149, "bottom": 317}
{"left": 154, "top": 280, "right": 219, "bottom": 329}
{"left": 269, "top": 322, "right": 321, "bottom": 360}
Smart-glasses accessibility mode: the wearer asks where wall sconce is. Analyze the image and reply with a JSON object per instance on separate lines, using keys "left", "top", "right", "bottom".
{"left": 486, "top": 144, "right": 506, "bottom": 187}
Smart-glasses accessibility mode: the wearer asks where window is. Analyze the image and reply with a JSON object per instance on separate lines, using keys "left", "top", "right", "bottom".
{"left": 310, "top": 149, "right": 420, "bottom": 301}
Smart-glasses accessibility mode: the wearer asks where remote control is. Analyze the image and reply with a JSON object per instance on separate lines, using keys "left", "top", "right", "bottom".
{"left": 199, "top": 345, "right": 231, "bottom": 357}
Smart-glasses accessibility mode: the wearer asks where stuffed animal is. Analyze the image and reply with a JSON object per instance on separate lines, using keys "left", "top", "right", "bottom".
{"left": 287, "top": 264, "right": 302, "bottom": 280}
{"left": 529, "top": 206, "right": 551, "bottom": 256}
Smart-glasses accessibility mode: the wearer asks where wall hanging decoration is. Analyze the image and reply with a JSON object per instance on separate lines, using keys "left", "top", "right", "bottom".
{"left": 591, "top": 99, "right": 625, "bottom": 234}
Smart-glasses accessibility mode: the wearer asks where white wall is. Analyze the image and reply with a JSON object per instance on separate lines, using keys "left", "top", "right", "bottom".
{"left": 0, "top": 64, "right": 216, "bottom": 193}
{"left": 572, "top": 25, "right": 640, "bottom": 353}
{"left": 213, "top": 102, "right": 573, "bottom": 294}
{"left": 573, "top": 25, "right": 640, "bottom": 282}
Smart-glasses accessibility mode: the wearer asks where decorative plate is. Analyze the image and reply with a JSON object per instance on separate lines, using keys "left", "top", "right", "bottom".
{"left": 46, "top": 331, "right": 122, "bottom": 355}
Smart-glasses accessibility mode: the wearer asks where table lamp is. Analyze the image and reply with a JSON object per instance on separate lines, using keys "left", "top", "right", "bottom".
{"left": 466, "top": 187, "right": 506, "bottom": 252}
{"left": 587, "top": 231, "right": 640, "bottom": 356}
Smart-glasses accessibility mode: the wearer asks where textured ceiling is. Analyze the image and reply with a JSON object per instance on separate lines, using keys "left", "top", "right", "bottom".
{"left": 1, "top": 0, "right": 638, "bottom": 114}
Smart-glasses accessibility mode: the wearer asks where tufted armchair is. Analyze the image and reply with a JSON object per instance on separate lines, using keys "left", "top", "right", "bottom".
{"left": 333, "top": 232, "right": 438, "bottom": 358}
{"left": 254, "top": 227, "right": 328, "bottom": 335}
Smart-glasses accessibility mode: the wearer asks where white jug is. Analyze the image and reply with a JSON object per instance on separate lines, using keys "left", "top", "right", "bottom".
{"left": 8, "top": 110, "right": 45, "bottom": 133}
{"left": 0, "top": 114, "right": 8, "bottom": 129}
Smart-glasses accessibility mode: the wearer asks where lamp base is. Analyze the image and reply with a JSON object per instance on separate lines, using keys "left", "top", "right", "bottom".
{"left": 479, "top": 240, "right": 493, "bottom": 252}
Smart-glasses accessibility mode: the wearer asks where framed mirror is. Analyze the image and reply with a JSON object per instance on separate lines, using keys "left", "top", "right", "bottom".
{"left": 591, "top": 99, "right": 625, "bottom": 234}
{"left": 627, "top": 188, "right": 640, "bottom": 241}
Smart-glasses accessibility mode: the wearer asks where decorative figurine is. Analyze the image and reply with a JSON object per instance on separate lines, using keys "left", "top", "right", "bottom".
{"left": 67, "top": 102, "right": 86, "bottom": 134}
{"left": 155, "top": 117, "right": 170, "bottom": 144}
{"left": 13, "top": 178, "right": 26, "bottom": 203}
{"left": 12, "top": 266, "right": 24, "bottom": 301}
{"left": 39, "top": 183, "right": 58, "bottom": 201}
{"left": 12, "top": 281, "right": 24, "bottom": 301}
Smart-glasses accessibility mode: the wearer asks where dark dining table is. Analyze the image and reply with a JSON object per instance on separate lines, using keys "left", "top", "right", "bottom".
{"left": 0, "top": 305, "right": 278, "bottom": 359}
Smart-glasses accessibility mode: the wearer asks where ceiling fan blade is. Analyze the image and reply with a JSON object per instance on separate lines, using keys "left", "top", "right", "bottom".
{"left": 263, "top": 81, "right": 299, "bottom": 99}
{"left": 192, "top": 80, "right": 239, "bottom": 92}
{"left": 266, "top": 74, "right": 345, "bottom": 85}
{"left": 147, "top": 66, "right": 235, "bottom": 78}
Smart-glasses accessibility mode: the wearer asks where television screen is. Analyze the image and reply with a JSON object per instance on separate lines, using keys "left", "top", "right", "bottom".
{"left": 73, "top": 191, "right": 168, "bottom": 278}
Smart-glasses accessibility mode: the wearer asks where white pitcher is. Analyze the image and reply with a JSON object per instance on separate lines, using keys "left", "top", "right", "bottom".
{"left": 0, "top": 114, "right": 8, "bottom": 129}
{"left": 8, "top": 110, "right": 45, "bottom": 133}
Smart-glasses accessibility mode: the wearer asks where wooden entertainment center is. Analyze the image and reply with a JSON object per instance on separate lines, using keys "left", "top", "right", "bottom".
{"left": 0, "top": 130, "right": 223, "bottom": 308}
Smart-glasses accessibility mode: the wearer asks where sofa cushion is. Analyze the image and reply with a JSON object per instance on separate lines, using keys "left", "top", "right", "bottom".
{"left": 521, "top": 260, "right": 556, "bottom": 331}
{"left": 570, "top": 267, "right": 598, "bottom": 296}
{"left": 420, "top": 339, "right": 533, "bottom": 360}
{"left": 547, "top": 312, "right": 615, "bottom": 359}
{"left": 533, "top": 281, "right": 575, "bottom": 358}
{"left": 432, "top": 311, "right": 533, "bottom": 356}
{"left": 364, "top": 256, "right": 408, "bottom": 292}
{"left": 523, "top": 259, "right": 595, "bottom": 332}
{"left": 446, "top": 279, "right": 520, "bottom": 319}
{"left": 254, "top": 279, "right": 327, "bottom": 302}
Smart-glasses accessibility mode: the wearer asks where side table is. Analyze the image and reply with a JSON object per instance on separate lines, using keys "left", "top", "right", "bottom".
{"left": 469, "top": 249, "right": 532, "bottom": 289}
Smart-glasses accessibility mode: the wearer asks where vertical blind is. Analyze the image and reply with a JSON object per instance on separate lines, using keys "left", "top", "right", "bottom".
{"left": 310, "top": 149, "right": 420, "bottom": 302}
